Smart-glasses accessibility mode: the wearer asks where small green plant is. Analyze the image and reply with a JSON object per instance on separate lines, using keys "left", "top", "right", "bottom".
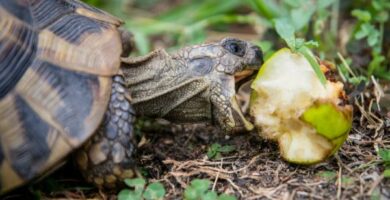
{"left": 351, "top": 0, "right": 390, "bottom": 80}
{"left": 378, "top": 148, "right": 390, "bottom": 178}
{"left": 316, "top": 170, "right": 337, "bottom": 181}
{"left": 184, "top": 179, "right": 236, "bottom": 200}
{"left": 118, "top": 178, "right": 166, "bottom": 200}
{"left": 316, "top": 170, "right": 355, "bottom": 186}
{"left": 207, "top": 143, "right": 235, "bottom": 160}
{"left": 371, "top": 187, "right": 381, "bottom": 200}
{"left": 336, "top": 53, "right": 368, "bottom": 86}
{"left": 273, "top": 18, "right": 326, "bottom": 85}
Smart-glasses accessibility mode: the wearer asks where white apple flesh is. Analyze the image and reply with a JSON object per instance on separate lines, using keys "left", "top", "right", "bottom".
{"left": 250, "top": 48, "right": 352, "bottom": 164}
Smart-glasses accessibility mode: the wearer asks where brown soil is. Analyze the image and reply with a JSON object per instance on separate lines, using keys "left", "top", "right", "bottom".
{"left": 2, "top": 1, "right": 390, "bottom": 200}
{"left": 4, "top": 89, "right": 390, "bottom": 199}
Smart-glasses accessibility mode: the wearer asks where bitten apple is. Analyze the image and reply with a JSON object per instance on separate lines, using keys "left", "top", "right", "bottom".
{"left": 250, "top": 48, "right": 352, "bottom": 164}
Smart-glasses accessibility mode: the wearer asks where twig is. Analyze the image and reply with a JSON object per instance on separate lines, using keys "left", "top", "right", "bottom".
{"left": 368, "top": 174, "right": 384, "bottom": 195}
{"left": 337, "top": 164, "right": 342, "bottom": 199}
{"left": 212, "top": 158, "right": 223, "bottom": 191}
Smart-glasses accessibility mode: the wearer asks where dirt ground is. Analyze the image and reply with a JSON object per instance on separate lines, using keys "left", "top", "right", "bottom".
{"left": 1, "top": 1, "right": 389, "bottom": 199}
{"left": 4, "top": 86, "right": 390, "bottom": 199}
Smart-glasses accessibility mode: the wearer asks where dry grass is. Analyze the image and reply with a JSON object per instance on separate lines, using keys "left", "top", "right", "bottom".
{"left": 3, "top": 82, "right": 390, "bottom": 200}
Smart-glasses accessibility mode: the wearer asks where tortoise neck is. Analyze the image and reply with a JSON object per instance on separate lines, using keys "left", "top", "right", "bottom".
{"left": 121, "top": 49, "right": 212, "bottom": 123}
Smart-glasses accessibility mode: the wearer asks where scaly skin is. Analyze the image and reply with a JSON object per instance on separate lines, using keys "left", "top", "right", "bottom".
{"left": 77, "top": 38, "right": 263, "bottom": 188}
{"left": 76, "top": 75, "right": 137, "bottom": 188}
{"left": 122, "top": 38, "right": 263, "bottom": 132}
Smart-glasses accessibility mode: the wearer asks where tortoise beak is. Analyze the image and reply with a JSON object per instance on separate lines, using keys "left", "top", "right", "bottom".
{"left": 231, "top": 44, "right": 263, "bottom": 132}
{"left": 235, "top": 45, "right": 263, "bottom": 83}
{"left": 234, "top": 69, "right": 256, "bottom": 83}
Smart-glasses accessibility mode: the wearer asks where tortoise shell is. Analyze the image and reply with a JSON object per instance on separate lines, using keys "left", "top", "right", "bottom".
{"left": 0, "top": 0, "right": 123, "bottom": 193}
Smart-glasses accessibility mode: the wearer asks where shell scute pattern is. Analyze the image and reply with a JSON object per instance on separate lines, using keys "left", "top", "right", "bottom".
{"left": 48, "top": 13, "right": 107, "bottom": 43}
{"left": 0, "top": 0, "right": 123, "bottom": 193}
{"left": 30, "top": 60, "right": 97, "bottom": 139}
{"left": 8, "top": 95, "right": 51, "bottom": 180}
{"left": 0, "top": 9, "right": 38, "bottom": 98}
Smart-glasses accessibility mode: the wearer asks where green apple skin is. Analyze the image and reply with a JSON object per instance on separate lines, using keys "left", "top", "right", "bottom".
{"left": 250, "top": 48, "right": 353, "bottom": 164}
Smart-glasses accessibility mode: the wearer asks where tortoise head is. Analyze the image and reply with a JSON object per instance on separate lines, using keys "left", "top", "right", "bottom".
{"left": 181, "top": 38, "right": 263, "bottom": 132}
{"left": 122, "top": 37, "right": 263, "bottom": 133}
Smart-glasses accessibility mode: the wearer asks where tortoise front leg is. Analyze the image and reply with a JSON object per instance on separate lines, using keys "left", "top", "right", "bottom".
{"left": 75, "top": 75, "right": 138, "bottom": 188}
{"left": 210, "top": 80, "right": 254, "bottom": 133}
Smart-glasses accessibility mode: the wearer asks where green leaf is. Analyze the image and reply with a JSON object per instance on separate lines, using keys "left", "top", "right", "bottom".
{"left": 274, "top": 18, "right": 296, "bottom": 50}
{"left": 184, "top": 179, "right": 213, "bottom": 200}
{"left": 118, "top": 189, "right": 142, "bottom": 200}
{"left": 246, "top": 0, "right": 282, "bottom": 20}
{"left": 218, "top": 194, "right": 237, "bottom": 200}
{"left": 207, "top": 150, "right": 216, "bottom": 159}
{"left": 384, "top": 169, "right": 390, "bottom": 178}
{"left": 131, "top": 29, "right": 151, "bottom": 55}
{"left": 82, "top": 0, "right": 104, "bottom": 7}
{"left": 157, "top": 0, "right": 242, "bottom": 25}
{"left": 256, "top": 41, "right": 275, "bottom": 60}
{"left": 207, "top": 143, "right": 220, "bottom": 159}
{"left": 376, "top": 11, "right": 389, "bottom": 23}
{"left": 294, "top": 38, "right": 305, "bottom": 49}
{"left": 203, "top": 191, "right": 218, "bottom": 200}
{"left": 211, "top": 143, "right": 222, "bottom": 150}
{"left": 368, "top": 53, "right": 385, "bottom": 75}
{"left": 341, "top": 177, "right": 354, "bottom": 186}
{"left": 124, "top": 178, "right": 146, "bottom": 190}
{"left": 291, "top": 7, "right": 315, "bottom": 31}
{"left": 208, "top": 144, "right": 235, "bottom": 159}
{"left": 378, "top": 149, "right": 390, "bottom": 162}
{"left": 370, "top": 188, "right": 381, "bottom": 200}
{"left": 316, "top": 171, "right": 337, "bottom": 181}
{"left": 349, "top": 76, "right": 368, "bottom": 85}
{"left": 355, "top": 29, "right": 369, "bottom": 40}
{"left": 191, "top": 179, "right": 211, "bottom": 193}
{"left": 184, "top": 187, "right": 198, "bottom": 200}
{"left": 373, "top": 66, "right": 390, "bottom": 80}
{"left": 256, "top": 40, "right": 273, "bottom": 52}
{"left": 214, "top": 152, "right": 222, "bottom": 160}
{"left": 355, "top": 23, "right": 377, "bottom": 42}
{"left": 367, "top": 30, "right": 380, "bottom": 47}
{"left": 143, "top": 182, "right": 166, "bottom": 200}
{"left": 372, "top": 0, "right": 390, "bottom": 11}
{"left": 118, "top": 189, "right": 131, "bottom": 200}
{"left": 317, "top": 0, "right": 336, "bottom": 9}
{"left": 283, "top": 0, "right": 304, "bottom": 8}
{"left": 218, "top": 145, "right": 236, "bottom": 153}
{"left": 297, "top": 46, "right": 327, "bottom": 85}
{"left": 351, "top": 9, "right": 372, "bottom": 22}
{"left": 304, "top": 40, "right": 319, "bottom": 48}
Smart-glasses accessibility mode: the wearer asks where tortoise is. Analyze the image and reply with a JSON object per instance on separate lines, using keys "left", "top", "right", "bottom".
{"left": 0, "top": 0, "right": 263, "bottom": 193}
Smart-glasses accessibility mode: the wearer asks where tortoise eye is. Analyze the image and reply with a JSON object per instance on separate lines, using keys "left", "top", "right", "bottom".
{"left": 222, "top": 39, "right": 246, "bottom": 57}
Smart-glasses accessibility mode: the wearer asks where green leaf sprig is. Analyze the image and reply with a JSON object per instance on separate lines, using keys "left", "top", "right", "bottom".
{"left": 118, "top": 178, "right": 165, "bottom": 200}
{"left": 378, "top": 149, "right": 390, "bottom": 178}
{"left": 184, "top": 179, "right": 236, "bottom": 200}
{"left": 274, "top": 18, "right": 327, "bottom": 85}
{"left": 207, "top": 143, "right": 235, "bottom": 160}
